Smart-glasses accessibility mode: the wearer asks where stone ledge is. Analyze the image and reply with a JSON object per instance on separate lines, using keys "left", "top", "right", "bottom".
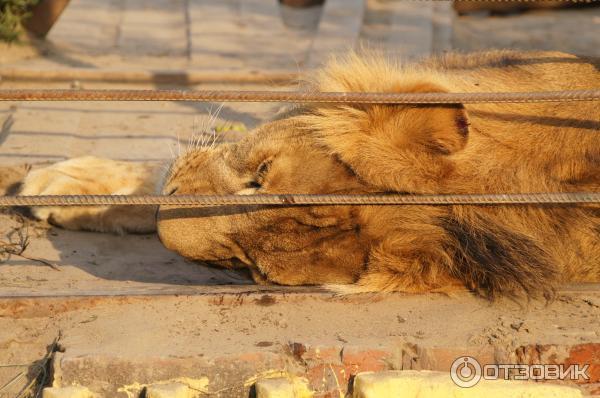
{"left": 50, "top": 342, "right": 599, "bottom": 397}
{"left": 145, "top": 383, "right": 190, "bottom": 398}
{"left": 352, "top": 370, "right": 583, "bottom": 398}
{"left": 42, "top": 386, "right": 95, "bottom": 398}
{"left": 254, "top": 377, "right": 312, "bottom": 398}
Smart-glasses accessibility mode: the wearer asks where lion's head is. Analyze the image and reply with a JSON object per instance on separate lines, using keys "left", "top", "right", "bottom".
{"left": 157, "top": 117, "right": 377, "bottom": 286}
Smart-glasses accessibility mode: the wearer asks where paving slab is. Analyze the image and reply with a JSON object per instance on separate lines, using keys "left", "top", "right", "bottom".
{"left": 46, "top": 0, "right": 122, "bottom": 58}
{"left": 189, "top": 0, "right": 316, "bottom": 71}
{"left": 118, "top": 0, "right": 188, "bottom": 58}
{"left": 451, "top": 7, "right": 600, "bottom": 57}
{"left": 360, "top": 0, "right": 434, "bottom": 60}
{"left": 306, "top": 0, "right": 365, "bottom": 68}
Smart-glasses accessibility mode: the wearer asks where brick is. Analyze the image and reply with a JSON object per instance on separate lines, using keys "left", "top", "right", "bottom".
{"left": 513, "top": 343, "right": 600, "bottom": 385}
{"left": 566, "top": 344, "right": 600, "bottom": 384}
{"left": 255, "top": 377, "right": 313, "bottom": 398}
{"left": 145, "top": 383, "right": 190, "bottom": 398}
{"left": 300, "top": 344, "right": 395, "bottom": 393}
{"left": 425, "top": 347, "right": 496, "bottom": 372}
{"left": 306, "top": 362, "right": 350, "bottom": 394}
{"left": 42, "top": 386, "right": 95, "bottom": 398}
{"left": 301, "top": 345, "right": 395, "bottom": 394}
{"left": 294, "top": 344, "right": 341, "bottom": 364}
{"left": 352, "top": 370, "right": 584, "bottom": 398}
{"left": 342, "top": 346, "right": 390, "bottom": 373}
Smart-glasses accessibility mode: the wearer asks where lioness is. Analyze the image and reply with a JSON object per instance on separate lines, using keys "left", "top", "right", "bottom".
{"left": 19, "top": 50, "right": 600, "bottom": 299}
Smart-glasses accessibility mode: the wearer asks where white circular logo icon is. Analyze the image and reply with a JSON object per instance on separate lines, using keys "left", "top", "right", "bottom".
{"left": 450, "top": 356, "right": 482, "bottom": 388}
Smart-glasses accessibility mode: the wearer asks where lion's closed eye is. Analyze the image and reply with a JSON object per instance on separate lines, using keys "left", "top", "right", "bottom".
{"left": 240, "top": 158, "right": 273, "bottom": 193}
{"left": 246, "top": 180, "right": 262, "bottom": 189}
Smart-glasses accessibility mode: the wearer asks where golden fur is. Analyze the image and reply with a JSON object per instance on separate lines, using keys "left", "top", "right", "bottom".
{"left": 19, "top": 50, "right": 600, "bottom": 298}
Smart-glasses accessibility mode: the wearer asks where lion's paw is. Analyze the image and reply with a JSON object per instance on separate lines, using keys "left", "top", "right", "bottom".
{"left": 19, "top": 156, "right": 157, "bottom": 233}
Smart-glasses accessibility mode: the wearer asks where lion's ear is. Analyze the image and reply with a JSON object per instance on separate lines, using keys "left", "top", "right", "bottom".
{"left": 397, "top": 102, "right": 469, "bottom": 156}
{"left": 363, "top": 81, "right": 470, "bottom": 156}
{"left": 306, "top": 82, "right": 470, "bottom": 193}
{"left": 396, "top": 83, "right": 469, "bottom": 155}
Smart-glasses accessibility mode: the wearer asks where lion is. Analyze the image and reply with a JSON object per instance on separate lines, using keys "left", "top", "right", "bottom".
{"left": 17, "top": 50, "right": 600, "bottom": 299}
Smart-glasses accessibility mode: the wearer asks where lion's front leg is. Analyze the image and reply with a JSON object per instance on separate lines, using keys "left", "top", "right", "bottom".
{"left": 19, "top": 156, "right": 160, "bottom": 234}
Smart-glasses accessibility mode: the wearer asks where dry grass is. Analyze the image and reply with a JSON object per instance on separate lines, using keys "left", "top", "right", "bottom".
{"left": 0, "top": 211, "right": 59, "bottom": 271}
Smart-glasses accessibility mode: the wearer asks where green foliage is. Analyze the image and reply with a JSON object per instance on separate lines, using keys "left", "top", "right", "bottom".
{"left": 0, "top": 0, "right": 40, "bottom": 42}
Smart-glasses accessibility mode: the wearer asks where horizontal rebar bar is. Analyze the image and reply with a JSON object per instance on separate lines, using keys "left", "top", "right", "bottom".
{"left": 1, "top": 89, "right": 599, "bottom": 104}
{"left": 0, "top": 193, "right": 598, "bottom": 207}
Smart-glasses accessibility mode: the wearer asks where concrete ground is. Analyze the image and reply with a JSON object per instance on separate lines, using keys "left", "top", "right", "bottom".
{"left": 2, "top": 288, "right": 600, "bottom": 397}
{"left": 0, "top": 1, "right": 599, "bottom": 397}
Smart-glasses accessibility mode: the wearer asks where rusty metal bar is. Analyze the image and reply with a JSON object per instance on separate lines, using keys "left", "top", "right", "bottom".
{"left": 0, "top": 192, "right": 598, "bottom": 207}
{"left": 0, "top": 89, "right": 599, "bottom": 104}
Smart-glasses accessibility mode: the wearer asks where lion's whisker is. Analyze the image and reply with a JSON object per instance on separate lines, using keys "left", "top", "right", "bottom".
{"left": 168, "top": 137, "right": 176, "bottom": 160}
{"left": 176, "top": 132, "right": 182, "bottom": 157}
